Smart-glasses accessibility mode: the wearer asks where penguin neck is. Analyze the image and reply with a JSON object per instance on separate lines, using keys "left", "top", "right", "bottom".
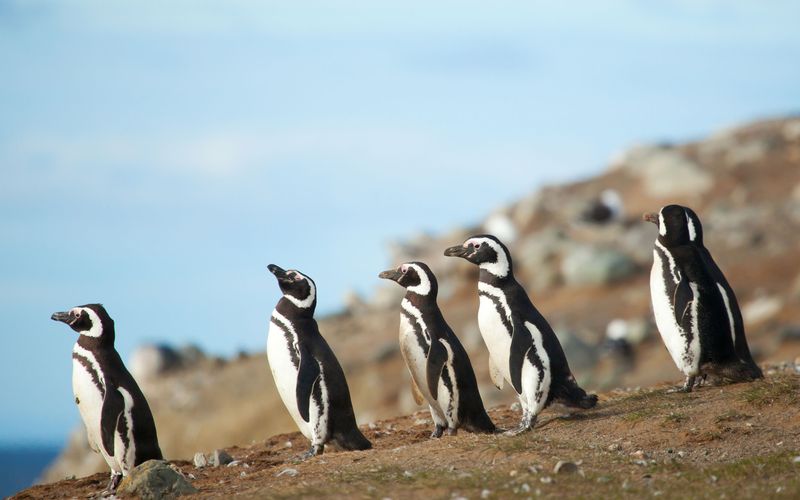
{"left": 479, "top": 268, "right": 515, "bottom": 288}
{"left": 403, "top": 289, "right": 438, "bottom": 312}
{"left": 276, "top": 296, "right": 316, "bottom": 319}
{"left": 76, "top": 328, "right": 115, "bottom": 352}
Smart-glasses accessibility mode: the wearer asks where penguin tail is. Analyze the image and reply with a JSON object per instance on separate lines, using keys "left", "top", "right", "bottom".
{"left": 334, "top": 426, "right": 372, "bottom": 451}
{"left": 703, "top": 360, "right": 763, "bottom": 384}
{"left": 552, "top": 376, "right": 598, "bottom": 409}
{"left": 461, "top": 409, "right": 497, "bottom": 434}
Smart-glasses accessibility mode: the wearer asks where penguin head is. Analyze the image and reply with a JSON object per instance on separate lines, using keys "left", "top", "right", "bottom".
{"left": 378, "top": 261, "right": 438, "bottom": 297}
{"left": 268, "top": 264, "right": 317, "bottom": 311}
{"left": 644, "top": 204, "right": 702, "bottom": 247}
{"left": 51, "top": 304, "right": 114, "bottom": 341}
{"left": 444, "top": 234, "right": 512, "bottom": 278}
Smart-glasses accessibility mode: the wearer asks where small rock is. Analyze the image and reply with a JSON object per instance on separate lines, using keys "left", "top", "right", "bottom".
{"left": 630, "top": 450, "right": 649, "bottom": 460}
{"left": 480, "top": 489, "right": 492, "bottom": 499}
{"left": 792, "top": 456, "right": 800, "bottom": 464}
{"left": 209, "top": 449, "right": 233, "bottom": 467}
{"left": 561, "top": 246, "right": 637, "bottom": 286}
{"left": 540, "top": 476, "right": 553, "bottom": 484}
{"left": 596, "top": 476, "right": 611, "bottom": 483}
{"left": 276, "top": 468, "right": 299, "bottom": 477}
{"left": 285, "top": 441, "right": 293, "bottom": 448}
{"left": 117, "top": 460, "right": 197, "bottom": 499}
{"left": 677, "top": 451, "right": 687, "bottom": 458}
{"left": 520, "top": 483, "right": 531, "bottom": 493}
{"left": 510, "top": 402, "right": 522, "bottom": 411}
{"left": 240, "top": 471, "right": 247, "bottom": 478}
{"left": 528, "top": 465, "right": 542, "bottom": 474}
{"left": 192, "top": 452, "right": 207, "bottom": 468}
{"left": 553, "top": 461, "right": 579, "bottom": 475}
{"left": 403, "top": 470, "right": 414, "bottom": 478}
{"left": 608, "top": 443, "right": 621, "bottom": 452}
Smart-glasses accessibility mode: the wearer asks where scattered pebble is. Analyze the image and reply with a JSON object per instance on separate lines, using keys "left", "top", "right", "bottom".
{"left": 193, "top": 452, "right": 207, "bottom": 468}
{"left": 596, "top": 476, "right": 611, "bottom": 483}
{"left": 709, "top": 475, "right": 718, "bottom": 483}
{"left": 520, "top": 483, "right": 531, "bottom": 493}
{"left": 630, "top": 450, "right": 649, "bottom": 460}
{"left": 240, "top": 471, "right": 247, "bottom": 478}
{"left": 553, "top": 461, "right": 579, "bottom": 475}
{"left": 480, "top": 489, "right": 491, "bottom": 499}
{"left": 528, "top": 465, "right": 541, "bottom": 474}
{"left": 509, "top": 470, "right": 518, "bottom": 477}
{"left": 608, "top": 443, "right": 621, "bottom": 452}
{"left": 792, "top": 456, "right": 800, "bottom": 464}
{"left": 540, "top": 476, "right": 553, "bottom": 484}
{"left": 276, "top": 468, "right": 299, "bottom": 478}
{"left": 403, "top": 470, "right": 414, "bottom": 478}
{"left": 677, "top": 451, "right": 687, "bottom": 458}
{"left": 210, "top": 449, "right": 234, "bottom": 467}
{"left": 284, "top": 441, "right": 293, "bottom": 448}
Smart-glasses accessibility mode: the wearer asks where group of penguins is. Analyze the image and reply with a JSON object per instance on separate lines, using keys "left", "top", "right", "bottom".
{"left": 50, "top": 204, "right": 763, "bottom": 495}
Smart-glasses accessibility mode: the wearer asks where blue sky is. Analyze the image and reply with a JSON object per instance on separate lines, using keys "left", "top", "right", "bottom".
{"left": 1, "top": 1, "right": 799, "bottom": 446}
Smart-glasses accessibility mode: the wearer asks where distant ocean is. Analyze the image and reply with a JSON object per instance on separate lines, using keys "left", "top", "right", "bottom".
{"left": 0, "top": 445, "right": 60, "bottom": 498}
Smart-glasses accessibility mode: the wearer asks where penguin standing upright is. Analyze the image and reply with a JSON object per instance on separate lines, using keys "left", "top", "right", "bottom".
{"left": 444, "top": 235, "right": 597, "bottom": 435}
{"left": 379, "top": 261, "right": 496, "bottom": 437}
{"left": 51, "top": 304, "right": 162, "bottom": 495}
{"left": 266, "top": 264, "right": 371, "bottom": 458}
{"left": 644, "top": 205, "right": 762, "bottom": 391}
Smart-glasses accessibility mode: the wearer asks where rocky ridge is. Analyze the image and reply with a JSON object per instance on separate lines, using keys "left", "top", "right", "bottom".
{"left": 40, "top": 116, "right": 800, "bottom": 484}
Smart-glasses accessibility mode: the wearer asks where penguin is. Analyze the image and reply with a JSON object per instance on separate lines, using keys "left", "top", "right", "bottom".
{"left": 266, "top": 264, "right": 371, "bottom": 459}
{"left": 51, "top": 304, "right": 162, "bottom": 495}
{"left": 444, "top": 235, "right": 597, "bottom": 435}
{"left": 644, "top": 205, "right": 763, "bottom": 392}
{"left": 379, "top": 261, "right": 496, "bottom": 437}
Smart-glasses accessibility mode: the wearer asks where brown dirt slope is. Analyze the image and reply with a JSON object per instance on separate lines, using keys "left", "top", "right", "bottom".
{"left": 17, "top": 368, "right": 800, "bottom": 499}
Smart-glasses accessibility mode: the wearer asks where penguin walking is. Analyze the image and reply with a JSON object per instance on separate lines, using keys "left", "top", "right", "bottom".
{"left": 444, "top": 235, "right": 597, "bottom": 435}
{"left": 266, "top": 264, "right": 371, "bottom": 459}
{"left": 51, "top": 304, "right": 162, "bottom": 495}
{"left": 379, "top": 262, "right": 496, "bottom": 437}
{"left": 644, "top": 205, "right": 762, "bottom": 392}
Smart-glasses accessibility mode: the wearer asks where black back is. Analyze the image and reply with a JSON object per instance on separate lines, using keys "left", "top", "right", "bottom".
{"left": 683, "top": 208, "right": 762, "bottom": 376}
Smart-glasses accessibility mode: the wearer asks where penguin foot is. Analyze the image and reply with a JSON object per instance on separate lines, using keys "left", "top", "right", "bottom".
{"left": 94, "top": 472, "right": 122, "bottom": 498}
{"left": 504, "top": 413, "right": 536, "bottom": 436}
{"left": 296, "top": 444, "right": 323, "bottom": 461}
{"left": 667, "top": 376, "right": 696, "bottom": 393}
{"left": 430, "top": 424, "right": 445, "bottom": 439}
{"left": 445, "top": 427, "right": 458, "bottom": 437}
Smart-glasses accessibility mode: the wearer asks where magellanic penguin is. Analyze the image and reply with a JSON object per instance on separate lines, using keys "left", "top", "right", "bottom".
{"left": 644, "top": 205, "right": 763, "bottom": 392}
{"left": 266, "top": 264, "right": 371, "bottom": 459}
{"left": 444, "top": 235, "right": 597, "bottom": 435}
{"left": 51, "top": 304, "right": 162, "bottom": 495}
{"left": 379, "top": 261, "right": 496, "bottom": 437}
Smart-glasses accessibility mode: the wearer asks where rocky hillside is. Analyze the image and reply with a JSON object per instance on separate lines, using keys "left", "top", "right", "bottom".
{"left": 40, "top": 116, "right": 800, "bottom": 484}
{"left": 19, "top": 368, "right": 800, "bottom": 498}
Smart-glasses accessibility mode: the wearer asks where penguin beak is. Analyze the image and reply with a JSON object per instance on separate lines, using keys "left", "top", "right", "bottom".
{"left": 378, "top": 269, "right": 402, "bottom": 282}
{"left": 51, "top": 311, "right": 72, "bottom": 324}
{"left": 444, "top": 245, "right": 469, "bottom": 258}
{"left": 268, "top": 264, "right": 291, "bottom": 283}
{"left": 643, "top": 212, "right": 659, "bottom": 225}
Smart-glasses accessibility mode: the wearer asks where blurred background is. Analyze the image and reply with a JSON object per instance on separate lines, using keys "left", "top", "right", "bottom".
{"left": 1, "top": 0, "right": 799, "bottom": 495}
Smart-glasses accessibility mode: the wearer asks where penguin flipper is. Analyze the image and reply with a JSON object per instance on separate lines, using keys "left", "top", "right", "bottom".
{"left": 296, "top": 344, "right": 321, "bottom": 423}
{"left": 509, "top": 315, "right": 533, "bottom": 395}
{"left": 100, "top": 385, "right": 124, "bottom": 458}
{"left": 410, "top": 377, "right": 425, "bottom": 405}
{"left": 426, "top": 338, "right": 448, "bottom": 401}
{"left": 488, "top": 356, "right": 505, "bottom": 390}
{"left": 673, "top": 277, "right": 694, "bottom": 326}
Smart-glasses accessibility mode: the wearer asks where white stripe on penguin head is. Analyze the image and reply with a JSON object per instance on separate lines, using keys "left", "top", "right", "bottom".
{"left": 685, "top": 209, "right": 697, "bottom": 242}
{"left": 467, "top": 237, "right": 510, "bottom": 278}
{"left": 73, "top": 307, "right": 104, "bottom": 338}
{"left": 404, "top": 263, "right": 431, "bottom": 296}
{"left": 284, "top": 271, "right": 316, "bottom": 309}
{"left": 658, "top": 211, "right": 667, "bottom": 237}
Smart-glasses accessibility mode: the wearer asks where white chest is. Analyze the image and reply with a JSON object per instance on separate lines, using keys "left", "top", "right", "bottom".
{"left": 399, "top": 306, "right": 435, "bottom": 403}
{"left": 71, "top": 351, "right": 106, "bottom": 455}
{"left": 650, "top": 250, "right": 699, "bottom": 375}
{"left": 266, "top": 313, "right": 310, "bottom": 438}
{"left": 477, "top": 295, "right": 512, "bottom": 382}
